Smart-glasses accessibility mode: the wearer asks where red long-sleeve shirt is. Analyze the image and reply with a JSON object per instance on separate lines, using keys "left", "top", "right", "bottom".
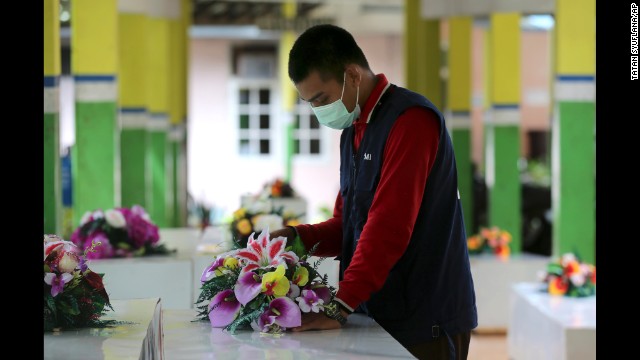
{"left": 295, "top": 74, "right": 440, "bottom": 311}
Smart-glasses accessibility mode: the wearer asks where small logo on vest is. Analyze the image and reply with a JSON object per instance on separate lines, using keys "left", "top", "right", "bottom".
{"left": 364, "top": 153, "right": 372, "bottom": 160}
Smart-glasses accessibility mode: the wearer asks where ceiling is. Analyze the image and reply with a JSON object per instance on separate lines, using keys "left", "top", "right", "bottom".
{"left": 192, "top": 0, "right": 324, "bottom": 26}
{"left": 59, "top": 0, "right": 405, "bottom": 35}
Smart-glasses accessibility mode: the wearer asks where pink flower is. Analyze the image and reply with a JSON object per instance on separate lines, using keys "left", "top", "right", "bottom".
{"left": 208, "top": 289, "right": 241, "bottom": 327}
{"left": 235, "top": 228, "right": 299, "bottom": 273}
{"left": 84, "top": 232, "right": 114, "bottom": 259}
{"left": 255, "top": 297, "right": 301, "bottom": 332}
{"left": 44, "top": 272, "right": 73, "bottom": 297}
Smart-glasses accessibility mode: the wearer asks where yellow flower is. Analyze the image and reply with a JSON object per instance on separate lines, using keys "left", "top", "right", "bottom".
{"left": 233, "top": 208, "right": 247, "bottom": 220}
{"left": 285, "top": 219, "right": 300, "bottom": 227}
{"left": 261, "top": 264, "right": 290, "bottom": 297}
{"left": 292, "top": 266, "right": 309, "bottom": 286}
{"left": 236, "top": 219, "right": 252, "bottom": 235}
{"left": 467, "top": 235, "right": 482, "bottom": 250}
{"left": 548, "top": 276, "right": 568, "bottom": 295}
{"left": 223, "top": 257, "right": 239, "bottom": 269}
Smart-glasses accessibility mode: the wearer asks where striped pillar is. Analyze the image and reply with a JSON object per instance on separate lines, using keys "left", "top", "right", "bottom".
{"left": 552, "top": 0, "right": 596, "bottom": 263}
{"left": 486, "top": 13, "right": 522, "bottom": 252}
{"left": 119, "top": 1, "right": 149, "bottom": 210}
{"left": 405, "top": 0, "right": 442, "bottom": 108}
{"left": 71, "top": 0, "right": 119, "bottom": 226}
{"left": 280, "top": 1, "right": 297, "bottom": 183}
{"left": 147, "top": 0, "right": 178, "bottom": 228}
{"left": 447, "top": 16, "right": 473, "bottom": 236}
{"left": 168, "top": 0, "right": 191, "bottom": 227}
{"left": 44, "top": 0, "right": 61, "bottom": 234}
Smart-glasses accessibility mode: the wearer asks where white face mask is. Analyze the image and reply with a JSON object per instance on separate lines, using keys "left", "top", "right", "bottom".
{"left": 311, "top": 72, "right": 360, "bottom": 129}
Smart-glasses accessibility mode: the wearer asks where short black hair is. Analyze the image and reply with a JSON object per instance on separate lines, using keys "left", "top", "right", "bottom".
{"left": 288, "top": 24, "right": 370, "bottom": 84}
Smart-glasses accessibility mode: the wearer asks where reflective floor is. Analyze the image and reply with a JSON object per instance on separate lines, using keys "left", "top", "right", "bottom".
{"left": 469, "top": 333, "right": 508, "bottom": 360}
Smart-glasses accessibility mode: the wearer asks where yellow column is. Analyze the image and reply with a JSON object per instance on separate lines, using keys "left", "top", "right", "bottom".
{"left": 447, "top": 16, "right": 473, "bottom": 236}
{"left": 486, "top": 13, "right": 522, "bottom": 252}
{"left": 44, "top": 0, "right": 62, "bottom": 234}
{"left": 404, "top": 0, "right": 441, "bottom": 108}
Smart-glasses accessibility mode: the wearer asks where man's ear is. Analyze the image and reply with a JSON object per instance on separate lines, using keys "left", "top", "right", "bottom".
{"left": 345, "top": 65, "right": 362, "bottom": 87}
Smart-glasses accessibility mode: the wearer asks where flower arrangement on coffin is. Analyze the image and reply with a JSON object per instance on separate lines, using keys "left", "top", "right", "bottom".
{"left": 540, "top": 253, "right": 596, "bottom": 297}
{"left": 70, "top": 205, "right": 174, "bottom": 259}
{"left": 44, "top": 234, "right": 114, "bottom": 332}
{"left": 230, "top": 206, "right": 303, "bottom": 249}
{"left": 261, "top": 178, "right": 295, "bottom": 199}
{"left": 467, "top": 226, "right": 511, "bottom": 258}
{"left": 195, "top": 227, "right": 336, "bottom": 336}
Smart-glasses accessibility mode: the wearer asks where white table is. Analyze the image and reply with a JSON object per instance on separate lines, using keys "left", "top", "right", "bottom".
{"left": 163, "top": 310, "right": 416, "bottom": 359}
{"left": 508, "top": 282, "right": 596, "bottom": 360}
{"left": 88, "top": 256, "right": 193, "bottom": 310}
{"left": 469, "top": 253, "right": 550, "bottom": 332}
{"left": 44, "top": 298, "right": 163, "bottom": 360}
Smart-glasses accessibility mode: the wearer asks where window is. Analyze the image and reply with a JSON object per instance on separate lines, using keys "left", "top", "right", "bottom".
{"left": 237, "top": 82, "right": 276, "bottom": 155}
{"left": 292, "top": 98, "right": 322, "bottom": 156}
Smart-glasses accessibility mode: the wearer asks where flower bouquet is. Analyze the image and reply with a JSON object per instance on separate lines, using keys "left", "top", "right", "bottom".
{"left": 195, "top": 228, "right": 336, "bottom": 336}
{"left": 44, "top": 234, "right": 114, "bottom": 332}
{"left": 261, "top": 178, "right": 295, "bottom": 198}
{"left": 540, "top": 253, "right": 596, "bottom": 297}
{"left": 70, "top": 205, "right": 174, "bottom": 259}
{"left": 230, "top": 206, "right": 302, "bottom": 249}
{"left": 467, "top": 226, "right": 511, "bottom": 258}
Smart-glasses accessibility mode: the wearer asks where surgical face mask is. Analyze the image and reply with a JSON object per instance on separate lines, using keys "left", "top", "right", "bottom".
{"left": 311, "top": 72, "right": 360, "bottom": 129}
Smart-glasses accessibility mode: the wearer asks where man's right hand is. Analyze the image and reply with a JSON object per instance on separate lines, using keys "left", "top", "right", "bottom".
{"left": 269, "top": 226, "right": 297, "bottom": 243}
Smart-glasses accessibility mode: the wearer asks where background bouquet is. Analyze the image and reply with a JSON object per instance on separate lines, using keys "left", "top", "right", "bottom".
{"left": 260, "top": 178, "right": 295, "bottom": 199}
{"left": 195, "top": 228, "right": 336, "bottom": 335}
{"left": 44, "top": 234, "right": 114, "bottom": 331}
{"left": 70, "top": 205, "right": 173, "bottom": 259}
{"left": 467, "top": 226, "right": 511, "bottom": 258}
{"left": 540, "top": 252, "right": 596, "bottom": 297}
{"left": 230, "top": 206, "right": 302, "bottom": 249}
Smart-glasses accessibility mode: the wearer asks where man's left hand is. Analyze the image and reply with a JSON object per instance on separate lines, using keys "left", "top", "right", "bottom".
{"left": 290, "top": 312, "right": 344, "bottom": 332}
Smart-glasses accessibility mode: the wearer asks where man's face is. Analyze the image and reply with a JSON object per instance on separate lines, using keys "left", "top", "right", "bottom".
{"left": 296, "top": 70, "right": 356, "bottom": 111}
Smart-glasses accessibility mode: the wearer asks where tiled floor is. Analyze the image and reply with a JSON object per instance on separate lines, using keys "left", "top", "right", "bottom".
{"left": 468, "top": 333, "right": 509, "bottom": 360}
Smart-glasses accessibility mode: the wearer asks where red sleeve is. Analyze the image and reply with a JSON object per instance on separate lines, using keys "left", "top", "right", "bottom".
{"left": 295, "top": 191, "right": 343, "bottom": 257}
{"left": 336, "top": 107, "right": 440, "bottom": 309}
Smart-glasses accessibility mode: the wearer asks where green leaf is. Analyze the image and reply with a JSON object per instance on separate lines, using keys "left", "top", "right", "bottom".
{"left": 289, "top": 235, "right": 307, "bottom": 258}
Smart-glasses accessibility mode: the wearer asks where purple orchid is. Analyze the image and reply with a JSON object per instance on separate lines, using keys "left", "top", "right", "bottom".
{"left": 235, "top": 271, "right": 263, "bottom": 305}
{"left": 44, "top": 272, "right": 74, "bottom": 297}
{"left": 305, "top": 282, "right": 332, "bottom": 304}
{"left": 255, "top": 297, "right": 301, "bottom": 332}
{"left": 296, "top": 289, "right": 324, "bottom": 313}
{"left": 208, "top": 289, "right": 242, "bottom": 327}
{"left": 201, "top": 257, "right": 225, "bottom": 283}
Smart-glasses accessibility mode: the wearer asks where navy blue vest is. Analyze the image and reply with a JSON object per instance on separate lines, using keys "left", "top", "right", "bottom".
{"left": 339, "top": 85, "right": 478, "bottom": 351}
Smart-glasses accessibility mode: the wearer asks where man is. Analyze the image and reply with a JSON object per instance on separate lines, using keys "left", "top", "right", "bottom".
{"left": 270, "top": 24, "right": 477, "bottom": 359}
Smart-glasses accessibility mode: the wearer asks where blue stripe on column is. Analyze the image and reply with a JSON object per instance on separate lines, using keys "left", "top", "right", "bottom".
{"left": 492, "top": 104, "right": 519, "bottom": 110}
{"left": 556, "top": 75, "right": 595, "bottom": 82}
{"left": 74, "top": 75, "right": 117, "bottom": 82}
{"left": 44, "top": 76, "right": 58, "bottom": 87}
{"left": 120, "top": 107, "right": 147, "bottom": 113}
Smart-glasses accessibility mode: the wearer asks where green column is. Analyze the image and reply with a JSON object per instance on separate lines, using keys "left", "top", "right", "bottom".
{"left": 71, "top": 0, "right": 119, "bottom": 226}
{"left": 447, "top": 16, "right": 473, "bottom": 236}
{"left": 44, "top": 0, "right": 61, "bottom": 234}
{"left": 169, "top": 125, "right": 185, "bottom": 227}
{"left": 486, "top": 13, "right": 522, "bottom": 252}
{"left": 553, "top": 0, "right": 596, "bottom": 263}
{"left": 119, "top": 5, "right": 149, "bottom": 209}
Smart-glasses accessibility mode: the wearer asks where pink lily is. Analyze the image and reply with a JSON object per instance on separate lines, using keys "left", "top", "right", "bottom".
{"left": 235, "top": 227, "right": 299, "bottom": 273}
{"left": 208, "top": 289, "right": 242, "bottom": 327}
{"left": 44, "top": 240, "right": 79, "bottom": 260}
